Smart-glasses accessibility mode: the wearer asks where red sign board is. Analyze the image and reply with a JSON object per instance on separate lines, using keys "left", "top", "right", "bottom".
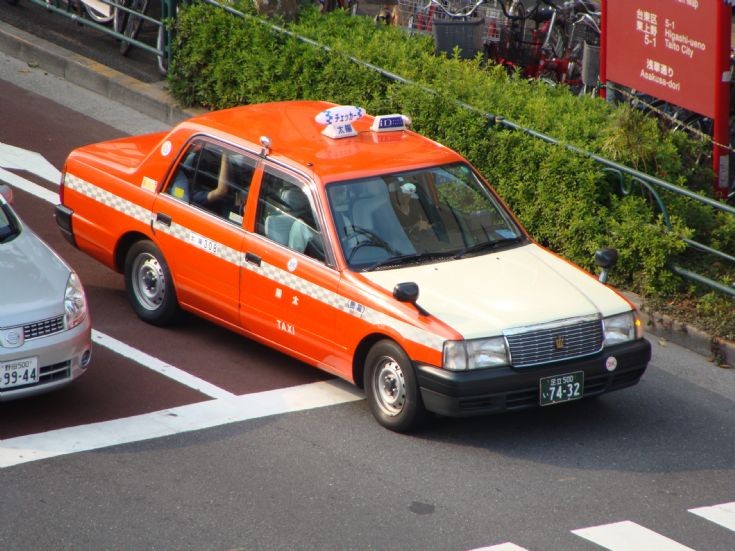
{"left": 605, "top": 0, "right": 718, "bottom": 118}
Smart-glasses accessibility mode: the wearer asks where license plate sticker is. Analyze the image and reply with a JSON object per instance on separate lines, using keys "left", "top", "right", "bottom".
{"left": 539, "top": 371, "right": 584, "bottom": 406}
{"left": 1, "top": 357, "right": 39, "bottom": 389}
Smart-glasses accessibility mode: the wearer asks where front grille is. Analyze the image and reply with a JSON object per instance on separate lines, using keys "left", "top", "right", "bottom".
{"left": 23, "top": 316, "right": 65, "bottom": 340}
{"left": 505, "top": 317, "right": 603, "bottom": 368}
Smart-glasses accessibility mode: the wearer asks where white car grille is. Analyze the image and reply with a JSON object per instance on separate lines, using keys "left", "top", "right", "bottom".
{"left": 505, "top": 317, "right": 604, "bottom": 368}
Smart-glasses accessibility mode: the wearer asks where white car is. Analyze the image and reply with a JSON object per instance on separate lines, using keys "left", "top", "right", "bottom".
{"left": 0, "top": 184, "right": 92, "bottom": 400}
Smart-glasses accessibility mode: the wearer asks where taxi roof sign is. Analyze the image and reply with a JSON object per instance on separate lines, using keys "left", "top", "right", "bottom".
{"left": 315, "top": 105, "right": 365, "bottom": 139}
{"left": 370, "top": 114, "right": 411, "bottom": 133}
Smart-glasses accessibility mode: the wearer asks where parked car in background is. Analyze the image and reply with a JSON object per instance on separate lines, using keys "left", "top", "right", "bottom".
{"left": 56, "top": 101, "right": 650, "bottom": 431}
{"left": 0, "top": 184, "right": 92, "bottom": 401}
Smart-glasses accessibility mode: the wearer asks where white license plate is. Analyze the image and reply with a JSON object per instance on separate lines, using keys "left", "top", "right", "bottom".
{"left": 1, "top": 357, "right": 39, "bottom": 389}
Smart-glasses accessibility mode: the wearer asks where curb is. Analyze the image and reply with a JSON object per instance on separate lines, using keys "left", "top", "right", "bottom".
{"left": 623, "top": 292, "right": 734, "bottom": 369}
{"left": 1, "top": 19, "right": 733, "bottom": 369}
{"left": 0, "top": 20, "right": 202, "bottom": 126}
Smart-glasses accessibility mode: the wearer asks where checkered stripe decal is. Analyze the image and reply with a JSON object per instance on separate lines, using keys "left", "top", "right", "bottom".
{"left": 69, "top": 175, "right": 444, "bottom": 353}
{"left": 254, "top": 260, "right": 444, "bottom": 351}
{"left": 255, "top": 262, "right": 349, "bottom": 312}
{"left": 364, "top": 309, "right": 445, "bottom": 351}
{"left": 66, "top": 174, "right": 150, "bottom": 225}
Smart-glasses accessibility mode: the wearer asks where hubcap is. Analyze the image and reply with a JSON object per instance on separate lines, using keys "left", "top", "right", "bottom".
{"left": 133, "top": 253, "right": 165, "bottom": 311}
{"left": 373, "top": 356, "right": 406, "bottom": 416}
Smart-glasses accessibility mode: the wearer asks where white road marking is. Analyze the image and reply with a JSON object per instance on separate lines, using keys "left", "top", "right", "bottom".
{"left": 0, "top": 167, "right": 58, "bottom": 203}
{"left": 689, "top": 502, "right": 735, "bottom": 531}
{"left": 467, "top": 544, "right": 529, "bottom": 551}
{"left": 92, "top": 330, "right": 235, "bottom": 400}
{"left": 0, "top": 379, "right": 363, "bottom": 468}
{"left": 572, "top": 521, "right": 696, "bottom": 550}
{"left": 0, "top": 142, "right": 61, "bottom": 184}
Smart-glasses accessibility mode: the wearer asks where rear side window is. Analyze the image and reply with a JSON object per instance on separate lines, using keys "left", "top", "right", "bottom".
{"left": 166, "top": 140, "right": 257, "bottom": 225}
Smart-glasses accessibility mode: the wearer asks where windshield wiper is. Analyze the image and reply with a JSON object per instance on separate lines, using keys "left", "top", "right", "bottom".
{"left": 366, "top": 252, "right": 452, "bottom": 272}
{"left": 453, "top": 236, "right": 522, "bottom": 259}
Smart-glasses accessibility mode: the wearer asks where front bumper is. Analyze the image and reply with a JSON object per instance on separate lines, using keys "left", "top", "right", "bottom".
{"left": 417, "top": 338, "right": 651, "bottom": 417}
{"left": 0, "top": 316, "right": 92, "bottom": 401}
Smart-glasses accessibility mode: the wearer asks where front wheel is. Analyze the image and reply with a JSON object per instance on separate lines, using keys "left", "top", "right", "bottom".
{"left": 365, "top": 340, "right": 427, "bottom": 432}
{"left": 124, "top": 240, "right": 179, "bottom": 326}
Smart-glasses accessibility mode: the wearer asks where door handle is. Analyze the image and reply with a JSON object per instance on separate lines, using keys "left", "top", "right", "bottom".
{"left": 245, "top": 252, "right": 261, "bottom": 266}
{"left": 156, "top": 212, "right": 172, "bottom": 227}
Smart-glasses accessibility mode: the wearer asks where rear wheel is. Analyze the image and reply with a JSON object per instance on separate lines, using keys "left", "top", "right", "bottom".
{"left": 124, "top": 240, "right": 179, "bottom": 326}
{"left": 365, "top": 340, "right": 427, "bottom": 432}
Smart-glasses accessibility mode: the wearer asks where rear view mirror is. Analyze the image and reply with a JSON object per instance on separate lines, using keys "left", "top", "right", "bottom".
{"left": 0, "top": 184, "right": 14, "bottom": 204}
{"left": 595, "top": 247, "right": 618, "bottom": 284}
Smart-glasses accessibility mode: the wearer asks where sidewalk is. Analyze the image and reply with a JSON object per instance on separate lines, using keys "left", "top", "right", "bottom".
{"left": 0, "top": 19, "right": 732, "bottom": 368}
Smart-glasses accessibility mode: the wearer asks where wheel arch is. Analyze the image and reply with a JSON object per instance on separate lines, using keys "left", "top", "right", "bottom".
{"left": 352, "top": 332, "right": 400, "bottom": 390}
{"left": 114, "top": 231, "right": 152, "bottom": 273}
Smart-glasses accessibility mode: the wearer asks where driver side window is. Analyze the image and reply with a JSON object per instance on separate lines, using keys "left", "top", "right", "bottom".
{"left": 255, "top": 169, "right": 325, "bottom": 262}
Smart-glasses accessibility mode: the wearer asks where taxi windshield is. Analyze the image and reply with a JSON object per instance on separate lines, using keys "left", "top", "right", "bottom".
{"left": 327, "top": 163, "right": 525, "bottom": 271}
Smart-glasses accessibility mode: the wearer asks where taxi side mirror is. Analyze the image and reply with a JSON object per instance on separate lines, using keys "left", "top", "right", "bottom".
{"left": 0, "top": 184, "right": 13, "bottom": 204}
{"left": 595, "top": 247, "right": 618, "bottom": 284}
{"left": 393, "top": 282, "right": 429, "bottom": 316}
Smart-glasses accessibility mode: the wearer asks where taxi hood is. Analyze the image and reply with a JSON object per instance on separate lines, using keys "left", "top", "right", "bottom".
{"left": 360, "top": 244, "right": 631, "bottom": 339}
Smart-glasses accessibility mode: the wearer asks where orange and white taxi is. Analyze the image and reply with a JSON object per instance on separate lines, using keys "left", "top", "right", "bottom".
{"left": 56, "top": 101, "right": 650, "bottom": 432}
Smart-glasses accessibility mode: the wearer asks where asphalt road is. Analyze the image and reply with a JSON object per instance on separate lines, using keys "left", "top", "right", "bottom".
{"left": 1, "top": 52, "right": 735, "bottom": 551}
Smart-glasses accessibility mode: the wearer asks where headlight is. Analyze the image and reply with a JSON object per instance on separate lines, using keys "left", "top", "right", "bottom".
{"left": 64, "top": 272, "right": 88, "bottom": 329}
{"left": 603, "top": 311, "right": 642, "bottom": 346}
{"left": 443, "top": 337, "right": 509, "bottom": 371}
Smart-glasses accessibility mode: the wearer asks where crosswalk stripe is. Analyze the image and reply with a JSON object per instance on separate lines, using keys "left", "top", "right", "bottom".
{"left": 689, "top": 502, "right": 735, "bottom": 531}
{"left": 571, "top": 520, "right": 696, "bottom": 551}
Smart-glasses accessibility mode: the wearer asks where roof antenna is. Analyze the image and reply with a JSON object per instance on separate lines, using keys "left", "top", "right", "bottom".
{"left": 259, "top": 136, "right": 272, "bottom": 157}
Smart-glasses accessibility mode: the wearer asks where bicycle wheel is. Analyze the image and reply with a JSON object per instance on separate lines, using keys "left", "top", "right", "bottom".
{"left": 156, "top": 21, "right": 168, "bottom": 75}
{"left": 119, "top": 0, "right": 149, "bottom": 56}
{"left": 83, "top": 0, "right": 114, "bottom": 24}
{"left": 113, "top": 0, "right": 129, "bottom": 34}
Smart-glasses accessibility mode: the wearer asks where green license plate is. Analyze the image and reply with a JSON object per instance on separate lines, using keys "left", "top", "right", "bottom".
{"left": 539, "top": 371, "right": 584, "bottom": 406}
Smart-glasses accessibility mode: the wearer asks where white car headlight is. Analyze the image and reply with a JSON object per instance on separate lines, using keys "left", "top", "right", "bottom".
{"left": 64, "top": 272, "right": 88, "bottom": 329}
{"left": 603, "top": 311, "right": 642, "bottom": 346}
{"left": 443, "top": 337, "right": 509, "bottom": 371}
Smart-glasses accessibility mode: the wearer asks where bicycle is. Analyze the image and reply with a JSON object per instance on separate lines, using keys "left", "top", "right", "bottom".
{"left": 114, "top": 0, "right": 150, "bottom": 56}
{"left": 397, "top": 0, "right": 485, "bottom": 34}
{"left": 479, "top": 0, "right": 600, "bottom": 93}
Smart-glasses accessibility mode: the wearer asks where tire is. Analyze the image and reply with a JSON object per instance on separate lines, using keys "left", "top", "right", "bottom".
{"left": 84, "top": 3, "right": 114, "bottom": 24}
{"left": 124, "top": 240, "right": 179, "bottom": 326}
{"left": 119, "top": 0, "right": 149, "bottom": 56}
{"left": 113, "top": 0, "right": 129, "bottom": 35}
{"left": 156, "top": 23, "right": 168, "bottom": 76}
{"left": 365, "top": 340, "right": 427, "bottom": 432}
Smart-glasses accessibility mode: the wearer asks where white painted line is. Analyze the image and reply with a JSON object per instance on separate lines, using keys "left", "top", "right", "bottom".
{"left": 467, "top": 543, "right": 529, "bottom": 551}
{"left": 572, "top": 521, "right": 696, "bottom": 551}
{"left": 92, "top": 330, "right": 235, "bottom": 400}
{"left": 689, "top": 502, "right": 735, "bottom": 532}
{"left": 3, "top": 160, "right": 237, "bottom": 400}
{"left": 0, "top": 167, "right": 58, "bottom": 203}
{"left": 0, "top": 142, "right": 61, "bottom": 184}
{"left": 0, "top": 379, "right": 363, "bottom": 468}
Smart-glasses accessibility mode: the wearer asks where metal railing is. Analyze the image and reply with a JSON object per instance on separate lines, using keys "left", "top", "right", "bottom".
{"left": 17, "top": 0, "right": 175, "bottom": 70}
{"left": 23, "top": 0, "right": 735, "bottom": 296}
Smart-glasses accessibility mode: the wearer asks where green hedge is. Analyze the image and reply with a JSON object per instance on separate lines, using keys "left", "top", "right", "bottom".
{"left": 168, "top": 3, "right": 721, "bottom": 300}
